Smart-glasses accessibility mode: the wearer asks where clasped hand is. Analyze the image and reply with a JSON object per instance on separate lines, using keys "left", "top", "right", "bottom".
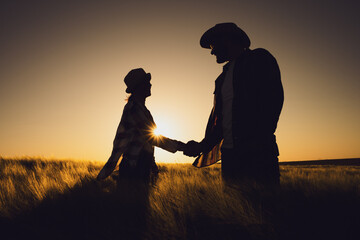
{"left": 177, "top": 140, "right": 202, "bottom": 157}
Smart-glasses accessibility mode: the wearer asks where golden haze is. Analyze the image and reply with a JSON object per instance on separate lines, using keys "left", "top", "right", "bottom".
{"left": 0, "top": 1, "right": 360, "bottom": 162}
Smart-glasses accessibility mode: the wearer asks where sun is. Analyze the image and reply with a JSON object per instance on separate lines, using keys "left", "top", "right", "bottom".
{"left": 152, "top": 126, "right": 161, "bottom": 137}
{"left": 151, "top": 120, "right": 173, "bottom": 137}
{"left": 148, "top": 114, "right": 187, "bottom": 163}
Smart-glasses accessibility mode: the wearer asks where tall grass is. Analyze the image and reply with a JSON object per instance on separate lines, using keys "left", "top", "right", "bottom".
{"left": 0, "top": 158, "right": 359, "bottom": 240}
{"left": 0, "top": 158, "right": 100, "bottom": 218}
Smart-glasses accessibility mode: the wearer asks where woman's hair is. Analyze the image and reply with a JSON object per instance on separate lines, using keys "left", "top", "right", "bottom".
{"left": 125, "top": 94, "right": 132, "bottom": 102}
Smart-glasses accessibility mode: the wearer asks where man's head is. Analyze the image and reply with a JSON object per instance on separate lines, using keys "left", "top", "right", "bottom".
{"left": 200, "top": 23, "right": 250, "bottom": 63}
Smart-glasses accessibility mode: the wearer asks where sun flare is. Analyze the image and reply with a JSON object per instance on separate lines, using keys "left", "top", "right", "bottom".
{"left": 148, "top": 115, "right": 184, "bottom": 163}
{"left": 152, "top": 126, "right": 161, "bottom": 137}
{"left": 151, "top": 118, "right": 174, "bottom": 138}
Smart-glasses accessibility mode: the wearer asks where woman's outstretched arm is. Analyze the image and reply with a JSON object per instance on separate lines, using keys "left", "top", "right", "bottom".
{"left": 150, "top": 135, "right": 186, "bottom": 153}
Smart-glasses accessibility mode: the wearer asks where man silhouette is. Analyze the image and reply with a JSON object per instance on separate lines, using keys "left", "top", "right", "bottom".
{"left": 184, "top": 23, "right": 284, "bottom": 185}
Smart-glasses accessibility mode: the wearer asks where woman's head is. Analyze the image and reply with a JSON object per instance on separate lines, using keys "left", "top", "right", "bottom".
{"left": 124, "top": 68, "right": 152, "bottom": 98}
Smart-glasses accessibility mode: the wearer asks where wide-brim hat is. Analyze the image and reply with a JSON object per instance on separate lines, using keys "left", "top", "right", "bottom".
{"left": 124, "top": 68, "right": 151, "bottom": 93}
{"left": 200, "top": 22, "right": 251, "bottom": 49}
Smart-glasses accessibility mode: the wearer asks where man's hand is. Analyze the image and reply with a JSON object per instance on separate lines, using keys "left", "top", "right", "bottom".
{"left": 183, "top": 140, "right": 202, "bottom": 157}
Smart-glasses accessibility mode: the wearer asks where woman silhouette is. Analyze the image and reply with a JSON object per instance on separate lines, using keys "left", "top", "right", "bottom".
{"left": 97, "top": 68, "right": 185, "bottom": 182}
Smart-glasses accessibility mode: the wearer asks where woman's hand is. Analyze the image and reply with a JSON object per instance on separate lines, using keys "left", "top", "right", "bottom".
{"left": 176, "top": 141, "right": 187, "bottom": 152}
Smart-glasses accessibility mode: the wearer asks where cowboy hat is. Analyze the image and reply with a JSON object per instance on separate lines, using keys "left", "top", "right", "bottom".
{"left": 200, "top": 22, "right": 251, "bottom": 49}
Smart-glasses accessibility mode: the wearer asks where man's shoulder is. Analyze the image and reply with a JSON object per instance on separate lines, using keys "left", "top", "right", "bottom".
{"left": 234, "top": 48, "right": 274, "bottom": 65}
{"left": 249, "top": 48, "right": 274, "bottom": 59}
{"left": 246, "top": 48, "right": 278, "bottom": 66}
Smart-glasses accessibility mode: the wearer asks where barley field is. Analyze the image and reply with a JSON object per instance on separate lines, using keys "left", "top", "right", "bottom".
{"left": 0, "top": 157, "right": 359, "bottom": 240}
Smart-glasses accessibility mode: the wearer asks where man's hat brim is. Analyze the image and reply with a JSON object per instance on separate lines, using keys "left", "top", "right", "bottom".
{"left": 200, "top": 23, "right": 250, "bottom": 49}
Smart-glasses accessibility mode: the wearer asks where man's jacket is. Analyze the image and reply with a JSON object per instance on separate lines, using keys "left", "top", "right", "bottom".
{"left": 193, "top": 48, "right": 284, "bottom": 168}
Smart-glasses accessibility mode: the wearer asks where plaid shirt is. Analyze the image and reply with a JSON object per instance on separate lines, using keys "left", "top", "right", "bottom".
{"left": 98, "top": 96, "right": 181, "bottom": 179}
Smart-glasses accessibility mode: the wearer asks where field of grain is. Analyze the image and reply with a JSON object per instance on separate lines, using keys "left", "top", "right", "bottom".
{"left": 0, "top": 158, "right": 359, "bottom": 240}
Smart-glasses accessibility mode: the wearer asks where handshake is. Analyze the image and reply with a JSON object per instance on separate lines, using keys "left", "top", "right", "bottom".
{"left": 177, "top": 140, "right": 202, "bottom": 157}
{"left": 156, "top": 136, "right": 202, "bottom": 157}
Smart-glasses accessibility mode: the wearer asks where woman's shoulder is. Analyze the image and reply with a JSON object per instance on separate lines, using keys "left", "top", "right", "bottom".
{"left": 123, "top": 98, "right": 146, "bottom": 119}
{"left": 123, "top": 98, "right": 138, "bottom": 112}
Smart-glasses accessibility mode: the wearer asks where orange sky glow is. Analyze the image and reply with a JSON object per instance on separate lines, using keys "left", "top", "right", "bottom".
{"left": 1, "top": 0, "right": 360, "bottom": 163}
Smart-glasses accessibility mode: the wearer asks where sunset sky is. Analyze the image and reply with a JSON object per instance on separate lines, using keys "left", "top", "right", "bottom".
{"left": 1, "top": 0, "right": 359, "bottom": 163}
